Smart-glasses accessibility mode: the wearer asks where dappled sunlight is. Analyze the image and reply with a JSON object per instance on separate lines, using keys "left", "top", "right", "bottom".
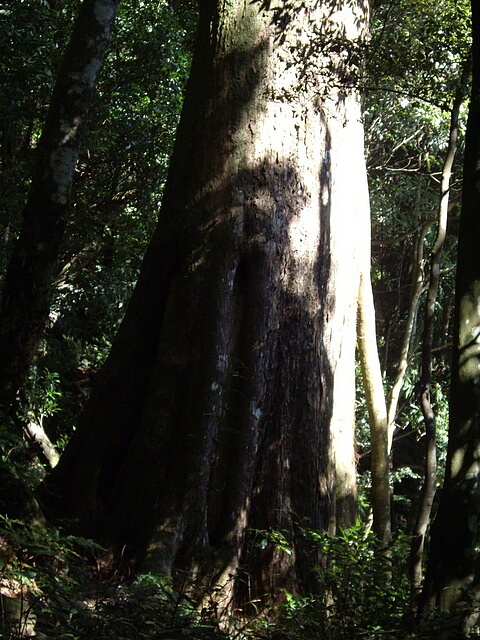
{"left": 3, "top": 0, "right": 478, "bottom": 635}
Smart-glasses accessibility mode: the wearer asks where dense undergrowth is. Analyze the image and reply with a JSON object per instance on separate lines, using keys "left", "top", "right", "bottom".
{"left": 0, "top": 515, "right": 473, "bottom": 640}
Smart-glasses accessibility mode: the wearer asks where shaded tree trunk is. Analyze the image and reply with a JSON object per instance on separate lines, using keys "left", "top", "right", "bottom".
{"left": 0, "top": 0, "right": 120, "bottom": 414}
{"left": 420, "top": 3, "right": 479, "bottom": 631}
{"left": 40, "top": 0, "right": 369, "bottom": 603}
{"left": 0, "top": 462, "right": 44, "bottom": 525}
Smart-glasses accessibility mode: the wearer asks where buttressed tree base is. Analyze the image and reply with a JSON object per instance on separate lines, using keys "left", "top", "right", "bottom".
{"left": 41, "top": 0, "right": 370, "bottom": 604}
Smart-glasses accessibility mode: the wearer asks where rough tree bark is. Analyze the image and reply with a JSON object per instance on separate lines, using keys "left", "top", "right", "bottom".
{"left": 0, "top": 0, "right": 120, "bottom": 414}
{"left": 40, "top": 0, "right": 370, "bottom": 603}
{"left": 420, "top": 3, "right": 480, "bottom": 631}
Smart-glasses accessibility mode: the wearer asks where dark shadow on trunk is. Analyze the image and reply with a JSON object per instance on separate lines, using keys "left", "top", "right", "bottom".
{"left": 39, "top": 0, "right": 363, "bottom": 607}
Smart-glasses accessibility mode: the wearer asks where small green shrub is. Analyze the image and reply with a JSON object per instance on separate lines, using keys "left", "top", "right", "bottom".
{"left": 252, "top": 523, "right": 411, "bottom": 639}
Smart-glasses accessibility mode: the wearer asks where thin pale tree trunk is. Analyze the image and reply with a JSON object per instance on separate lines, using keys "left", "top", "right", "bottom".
{"left": 409, "top": 52, "right": 471, "bottom": 599}
{"left": 420, "top": 5, "right": 480, "bottom": 630}
{"left": 358, "top": 270, "right": 390, "bottom": 545}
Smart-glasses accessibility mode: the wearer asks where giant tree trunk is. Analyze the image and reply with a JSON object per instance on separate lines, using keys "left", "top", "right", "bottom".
{"left": 41, "top": 0, "right": 369, "bottom": 602}
{"left": 0, "top": 0, "right": 119, "bottom": 414}
{"left": 420, "top": 2, "right": 479, "bottom": 629}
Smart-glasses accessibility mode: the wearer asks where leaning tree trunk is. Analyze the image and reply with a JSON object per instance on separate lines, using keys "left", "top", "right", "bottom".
{"left": 420, "top": 3, "right": 479, "bottom": 630}
{"left": 0, "top": 0, "right": 120, "bottom": 415}
{"left": 41, "top": 0, "right": 369, "bottom": 602}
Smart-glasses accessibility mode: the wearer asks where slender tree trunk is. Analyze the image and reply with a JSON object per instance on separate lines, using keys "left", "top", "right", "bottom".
{"left": 0, "top": 0, "right": 120, "bottom": 414}
{"left": 386, "top": 220, "right": 430, "bottom": 450}
{"left": 40, "top": 0, "right": 370, "bottom": 603}
{"left": 409, "top": 53, "right": 471, "bottom": 599}
{"left": 23, "top": 415, "right": 60, "bottom": 468}
{"left": 358, "top": 271, "right": 390, "bottom": 545}
{"left": 420, "top": 4, "right": 480, "bottom": 630}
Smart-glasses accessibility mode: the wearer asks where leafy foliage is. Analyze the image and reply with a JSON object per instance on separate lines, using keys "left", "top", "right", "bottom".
{"left": 2, "top": 518, "right": 471, "bottom": 639}
{"left": 231, "top": 524, "right": 472, "bottom": 639}
{"left": 366, "top": 0, "right": 469, "bottom": 359}
{"left": 0, "top": 0, "right": 195, "bottom": 450}
{"left": 0, "top": 517, "right": 227, "bottom": 639}
{"left": 0, "top": 0, "right": 78, "bottom": 270}
{"left": 0, "top": 0, "right": 477, "bottom": 637}
{"left": 285, "top": 525, "right": 410, "bottom": 638}
{"left": 368, "top": 0, "right": 471, "bottom": 107}
{"left": 49, "top": 0, "right": 194, "bottom": 357}
{"left": 361, "top": 0, "right": 468, "bottom": 522}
